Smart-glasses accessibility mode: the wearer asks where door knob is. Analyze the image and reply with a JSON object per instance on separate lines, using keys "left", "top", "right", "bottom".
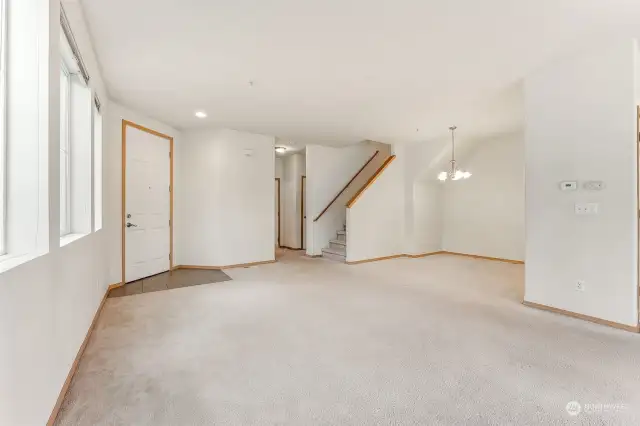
{"left": 126, "top": 222, "right": 138, "bottom": 228}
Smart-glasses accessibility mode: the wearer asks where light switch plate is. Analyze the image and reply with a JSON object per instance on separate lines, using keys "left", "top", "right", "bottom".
{"left": 560, "top": 181, "right": 578, "bottom": 191}
{"left": 584, "top": 181, "right": 605, "bottom": 191}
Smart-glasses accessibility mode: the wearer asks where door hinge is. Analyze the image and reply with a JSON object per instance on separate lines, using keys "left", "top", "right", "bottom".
{"left": 169, "top": 185, "right": 171, "bottom": 192}
{"left": 169, "top": 219, "right": 171, "bottom": 226}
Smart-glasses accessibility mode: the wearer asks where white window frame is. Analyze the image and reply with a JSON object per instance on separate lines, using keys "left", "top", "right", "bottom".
{"left": 0, "top": 0, "right": 7, "bottom": 254}
{"left": 60, "top": 60, "right": 71, "bottom": 236}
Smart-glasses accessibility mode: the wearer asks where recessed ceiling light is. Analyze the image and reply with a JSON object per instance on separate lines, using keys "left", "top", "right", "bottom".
{"left": 275, "top": 146, "right": 286, "bottom": 153}
{"left": 195, "top": 111, "right": 207, "bottom": 118}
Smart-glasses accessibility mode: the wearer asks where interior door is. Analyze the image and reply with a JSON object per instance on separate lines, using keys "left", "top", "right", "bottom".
{"left": 275, "top": 178, "right": 281, "bottom": 247}
{"left": 301, "top": 176, "right": 306, "bottom": 249}
{"left": 125, "top": 125, "right": 171, "bottom": 283}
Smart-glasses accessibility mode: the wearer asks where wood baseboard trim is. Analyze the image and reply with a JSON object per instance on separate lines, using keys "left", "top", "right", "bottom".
{"left": 47, "top": 289, "right": 110, "bottom": 426}
{"left": 442, "top": 251, "right": 524, "bottom": 264}
{"left": 523, "top": 301, "right": 640, "bottom": 333}
{"left": 344, "top": 251, "right": 522, "bottom": 265}
{"left": 175, "top": 265, "right": 221, "bottom": 270}
{"left": 107, "top": 282, "right": 123, "bottom": 290}
{"left": 280, "top": 246, "right": 304, "bottom": 251}
{"left": 406, "top": 251, "right": 446, "bottom": 258}
{"left": 345, "top": 251, "right": 444, "bottom": 264}
{"left": 175, "top": 260, "right": 277, "bottom": 271}
{"left": 346, "top": 254, "right": 405, "bottom": 265}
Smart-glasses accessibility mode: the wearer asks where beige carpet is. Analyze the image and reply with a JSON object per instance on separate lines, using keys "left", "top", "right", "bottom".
{"left": 56, "top": 252, "right": 640, "bottom": 425}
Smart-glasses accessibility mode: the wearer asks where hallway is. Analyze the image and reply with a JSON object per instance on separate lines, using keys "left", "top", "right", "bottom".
{"left": 56, "top": 253, "right": 640, "bottom": 425}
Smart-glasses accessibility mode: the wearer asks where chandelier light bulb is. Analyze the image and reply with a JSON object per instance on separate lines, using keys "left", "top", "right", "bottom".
{"left": 437, "top": 125, "right": 472, "bottom": 183}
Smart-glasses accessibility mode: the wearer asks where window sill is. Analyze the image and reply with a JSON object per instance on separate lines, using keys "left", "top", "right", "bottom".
{"left": 60, "top": 233, "right": 89, "bottom": 247}
{"left": 0, "top": 253, "right": 40, "bottom": 274}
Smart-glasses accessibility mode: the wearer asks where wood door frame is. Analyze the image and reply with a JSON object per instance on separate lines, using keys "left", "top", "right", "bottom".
{"left": 275, "top": 177, "right": 281, "bottom": 247}
{"left": 121, "top": 119, "right": 174, "bottom": 285}
{"left": 301, "top": 175, "right": 306, "bottom": 249}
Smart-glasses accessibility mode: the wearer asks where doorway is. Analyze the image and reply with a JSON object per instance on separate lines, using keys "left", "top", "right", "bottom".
{"left": 275, "top": 178, "right": 281, "bottom": 247}
{"left": 301, "top": 175, "right": 306, "bottom": 250}
{"left": 637, "top": 105, "right": 640, "bottom": 325}
{"left": 121, "top": 120, "right": 174, "bottom": 284}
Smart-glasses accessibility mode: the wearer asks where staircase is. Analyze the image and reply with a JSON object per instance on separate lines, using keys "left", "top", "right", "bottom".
{"left": 322, "top": 226, "right": 347, "bottom": 262}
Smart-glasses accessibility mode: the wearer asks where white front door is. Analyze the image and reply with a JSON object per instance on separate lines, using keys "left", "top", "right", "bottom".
{"left": 125, "top": 124, "right": 171, "bottom": 283}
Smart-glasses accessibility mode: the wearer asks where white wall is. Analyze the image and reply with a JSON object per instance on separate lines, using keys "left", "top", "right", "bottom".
{"left": 305, "top": 143, "right": 380, "bottom": 255}
{"left": 176, "top": 128, "right": 276, "bottom": 267}
{"left": 0, "top": 1, "right": 114, "bottom": 424}
{"left": 442, "top": 133, "right": 525, "bottom": 261}
{"left": 346, "top": 150, "right": 405, "bottom": 262}
{"left": 407, "top": 181, "right": 443, "bottom": 255}
{"left": 524, "top": 39, "right": 638, "bottom": 327}
{"left": 403, "top": 140, "right": 452, "bottom": 256}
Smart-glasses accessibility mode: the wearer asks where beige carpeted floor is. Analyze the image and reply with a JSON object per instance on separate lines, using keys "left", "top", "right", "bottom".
{"left": 56, "top": 251, "right": 640, "bottom": 425}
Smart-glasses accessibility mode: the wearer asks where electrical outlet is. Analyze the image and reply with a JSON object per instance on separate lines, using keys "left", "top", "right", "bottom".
{"left": 576, "top": 280, "right": 586, "bottom": 291}
{"left": 575, "top": 204, "right": 589, "bottom": 215}
{"left": 575, "top": 203, "right": 599, "bottom": 215}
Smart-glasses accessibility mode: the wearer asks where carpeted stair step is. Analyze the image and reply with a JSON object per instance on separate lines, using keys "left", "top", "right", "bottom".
{"left": 329, "top": 239, "right": 346, "bottom": 250}
{"left": 322, "top": 246, "right": 346, "bottom": 262}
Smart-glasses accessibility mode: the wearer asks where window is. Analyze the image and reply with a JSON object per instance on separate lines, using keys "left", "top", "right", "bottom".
{"left": 93, "top": 99, "right": 102, "bottom": 230}
{"left": 59, "top": 24, "right": 93, "bottom": 244}
{"left": 59, "top": 61, "right": 71, "bottom": 236}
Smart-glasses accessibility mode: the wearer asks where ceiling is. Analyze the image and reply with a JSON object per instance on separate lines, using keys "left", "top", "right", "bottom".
{"left": 80, "top": 0, "right": 640, "bottom": 146}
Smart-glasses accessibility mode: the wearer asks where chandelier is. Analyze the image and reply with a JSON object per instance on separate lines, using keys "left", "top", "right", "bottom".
{"left": 438, "top": 126, "right": 471, "bottom": 181}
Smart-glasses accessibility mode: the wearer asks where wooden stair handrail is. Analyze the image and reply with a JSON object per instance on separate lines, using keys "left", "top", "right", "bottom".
{"left": 313, "top": 150, "right": 380, "bottom": 222}
{"left": 346, "top": 155, "right": 396, "bottom": 208}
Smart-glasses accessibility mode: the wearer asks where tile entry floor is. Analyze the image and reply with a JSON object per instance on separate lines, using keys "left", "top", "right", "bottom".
{"left": 108, "top": 268, "right": 232, "bottom": 297}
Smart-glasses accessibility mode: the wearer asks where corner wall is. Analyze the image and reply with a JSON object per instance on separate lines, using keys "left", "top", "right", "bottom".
{"left": 442, "top": 133, "right": 525, "bottom": 261}
{"left": 524, "top": 39, "right": 638, "bottom": 327}
{"left": 407, "top": 181, "right": 443, "bottom": 255}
